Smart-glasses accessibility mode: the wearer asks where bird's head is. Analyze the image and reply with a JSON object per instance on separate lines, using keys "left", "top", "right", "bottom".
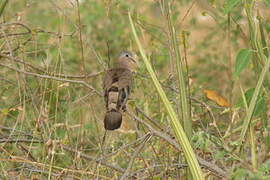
{"left": 116, "top": 51, "right": 138, "bottom": 72}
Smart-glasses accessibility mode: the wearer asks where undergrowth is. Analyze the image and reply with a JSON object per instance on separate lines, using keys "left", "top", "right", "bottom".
{"left": 0, "top": 0, "right": 269, "bottom": 179}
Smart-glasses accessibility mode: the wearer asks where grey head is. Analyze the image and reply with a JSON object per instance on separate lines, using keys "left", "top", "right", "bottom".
{"left": 116, "top": 51, "right": 138, "bottom": 71}
{"left": 118, "top": 51, "right": 136, "bottom": 60}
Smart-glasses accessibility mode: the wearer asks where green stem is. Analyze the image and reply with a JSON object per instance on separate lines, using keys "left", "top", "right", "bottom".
{"left": 165, "top": 0, "right": 192, "bottom": 139}
{"left": 239, "top": 55, "right": 270, "bottom": 143}
{"left": 0, "top": 0, "right": 8, "bottom": 17}
{"left": 129, "top": 11, "right": 204, "bottom": 180}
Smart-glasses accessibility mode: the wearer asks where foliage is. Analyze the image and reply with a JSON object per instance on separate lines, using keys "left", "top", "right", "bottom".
{"left": 0, "top": 0, "right": 269, "bottom": 179}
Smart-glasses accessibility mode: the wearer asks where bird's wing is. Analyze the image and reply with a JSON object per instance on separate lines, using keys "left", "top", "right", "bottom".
{"left": 103, "top": 68, "right": 133, "bottom": 111}
{"left": 103, "top": 69, "right": 115, "bottom": 109}
{"left": 116, "top": 69, "right": 133, "bottom": 110}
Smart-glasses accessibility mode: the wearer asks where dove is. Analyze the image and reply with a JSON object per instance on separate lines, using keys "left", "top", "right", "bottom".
{"left": 103, "top": 51, "right": 138, "bottom": 130}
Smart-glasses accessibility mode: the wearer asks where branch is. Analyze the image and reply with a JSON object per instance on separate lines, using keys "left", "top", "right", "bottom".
{"left": 0, "top": 53, "right": 103, "bottom": 79}
{"left": 0, "top": 137, "right": 125, "bottom": 175}
{"left": 0, "top": 22, "right": 75, "bottom": 38}
{"left": 0, "top": 62, "right": 102, "bottom": 96}
{"left": 0, "top": 125, "right": 34, "bottom": 137}
{"left": 0, "top": 139, "right": 43, "bottom": 143}
{"left": 127, "top": 111, "right": 228, "bottom": 178}
{"left": 119, "top": 133, "right": 151, "bottom": 180}
{"left": 98, "top": 132, "right": 151, "bottom": 161}
{"left": 60, "top": 144, "right": 125, "bottom": 174}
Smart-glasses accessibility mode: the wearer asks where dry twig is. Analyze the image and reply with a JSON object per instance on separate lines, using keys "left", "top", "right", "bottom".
{"left": 119, "top": 133, "right": 152, "bottom": 180}
{"left": 127, "top": 111, "right": 228, "bottom": 178}
{"left": 0, "top": 62, "right": 102, "bottom": 96}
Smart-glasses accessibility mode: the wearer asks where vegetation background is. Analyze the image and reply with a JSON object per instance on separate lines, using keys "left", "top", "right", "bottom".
{"left": 0, "top": 0, "right": 269, "bottom": 179}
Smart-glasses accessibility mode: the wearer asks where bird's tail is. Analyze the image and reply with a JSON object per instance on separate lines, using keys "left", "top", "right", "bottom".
{"left": 104, "top": 110, "right": 122, "bottom": 130}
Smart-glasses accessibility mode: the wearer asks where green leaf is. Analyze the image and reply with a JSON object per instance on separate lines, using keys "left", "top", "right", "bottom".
{"left": 224, "top": 0, "right": 241, "bottom": 14}
{"left": 233, "top": 48, "right": 251, "bottom": 78}
{"left": 236, "top": 88, "right": 265, "bottom": 116}
{"left": 265, "top": 0, "right": 270, "bottom": 7}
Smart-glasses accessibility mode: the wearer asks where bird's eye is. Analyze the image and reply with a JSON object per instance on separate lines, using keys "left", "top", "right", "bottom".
{"left": 125, "top": 54, "right": 129, "bottom": 57}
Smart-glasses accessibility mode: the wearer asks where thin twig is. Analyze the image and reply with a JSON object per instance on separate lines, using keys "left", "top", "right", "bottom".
{"left": 0, "top": 22, "right": 31, "bottom": 38}
{"left": 0, "top": 62, "right": 102, "bottom": 96}
{"left": 76, "top": 0, "right": 86, "bottom": 74}
{"left": 135, "top": 106, "right": 164, "bottom": 131}
{"left": 119, "top": 133, "right": 152, "bottom": 180}
{"left": 130, "top": 162, "right": 188, "bottom": 178}
{"left": 98, "top": 133, "right": 151, "bottom": 161}
{"left": 1, "top": 139, "right": 115, "bottom": 178}
{"left": 191, "top": 97, "right": 223, "bottom": 137}
{"left": 0, "top": 22, "right": 75, "bottom": 38}
{"left": 0, "top": 53, "right": 103, "bottom": 78}
{"left": 179, "top": 0, "right": 196, "bottom": 27}
{"left": 60, "top": 144, "right": 125, "bottom": 173}
{"left": 127, "top": 111, "right": 228, "bottom": 178}
{"left": 17, "top": 144, "right": 37, "bottom": 162}
{"left": 0, "top": 157, "right": 110, "bottom": 179}
{"left": 0, "top": 139, "right": 43, "bottom": 143}
{"left": 11, "top": 164, "right": 61, "bottom": 177}
{"left": 0, "top": 125, "right": 34, "bottom": 137}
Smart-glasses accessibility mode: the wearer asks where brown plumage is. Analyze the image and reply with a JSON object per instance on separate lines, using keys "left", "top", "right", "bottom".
{"left": 103, "top": 51, "right": 137, "bottom": 130}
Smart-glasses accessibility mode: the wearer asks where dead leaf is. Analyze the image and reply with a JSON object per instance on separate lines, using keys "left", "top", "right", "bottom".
{"left": 203, "top": 89, "right": 230, "bottom": 107}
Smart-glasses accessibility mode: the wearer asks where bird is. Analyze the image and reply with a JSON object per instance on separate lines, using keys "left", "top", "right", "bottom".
{"left": 103, "top": 51, "right": 138, "bottom": 130}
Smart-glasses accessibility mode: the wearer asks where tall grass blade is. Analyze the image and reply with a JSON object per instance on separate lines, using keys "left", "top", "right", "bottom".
{"left": 164, "top": 1, "right": 192, "bottom": 139}
{"left": 0, "top": 0, "right": 8, "bottom": 17}
{"left": 128, "top": 11, "right": 204, "bottom": 180}
{"left": 239, "top": 55, "right": 270, "bottom": 143}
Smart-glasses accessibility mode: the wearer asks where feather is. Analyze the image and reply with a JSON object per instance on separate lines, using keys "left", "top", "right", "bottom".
{"left": 103, "top": 51, "right": 137, "bottom": 130}
{"left": 103, "top": 68, "right": 133, "bottom": 130}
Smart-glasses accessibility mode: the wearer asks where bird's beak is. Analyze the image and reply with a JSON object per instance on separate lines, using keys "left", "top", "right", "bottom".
{"left": 130, "top": 57, "right": 139, "bottom": 67}
{"left": 129, "top": 57, "right": 136, "bottom": 63}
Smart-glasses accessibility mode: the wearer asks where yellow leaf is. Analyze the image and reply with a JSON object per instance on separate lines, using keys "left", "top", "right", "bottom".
{"left": 203, "top": 89, "right": 230, "bottom": 107}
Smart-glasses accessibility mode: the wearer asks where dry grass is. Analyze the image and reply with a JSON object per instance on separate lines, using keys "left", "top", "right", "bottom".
{"left": 0, "top": 0, "right": 269, "bottom": 179}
